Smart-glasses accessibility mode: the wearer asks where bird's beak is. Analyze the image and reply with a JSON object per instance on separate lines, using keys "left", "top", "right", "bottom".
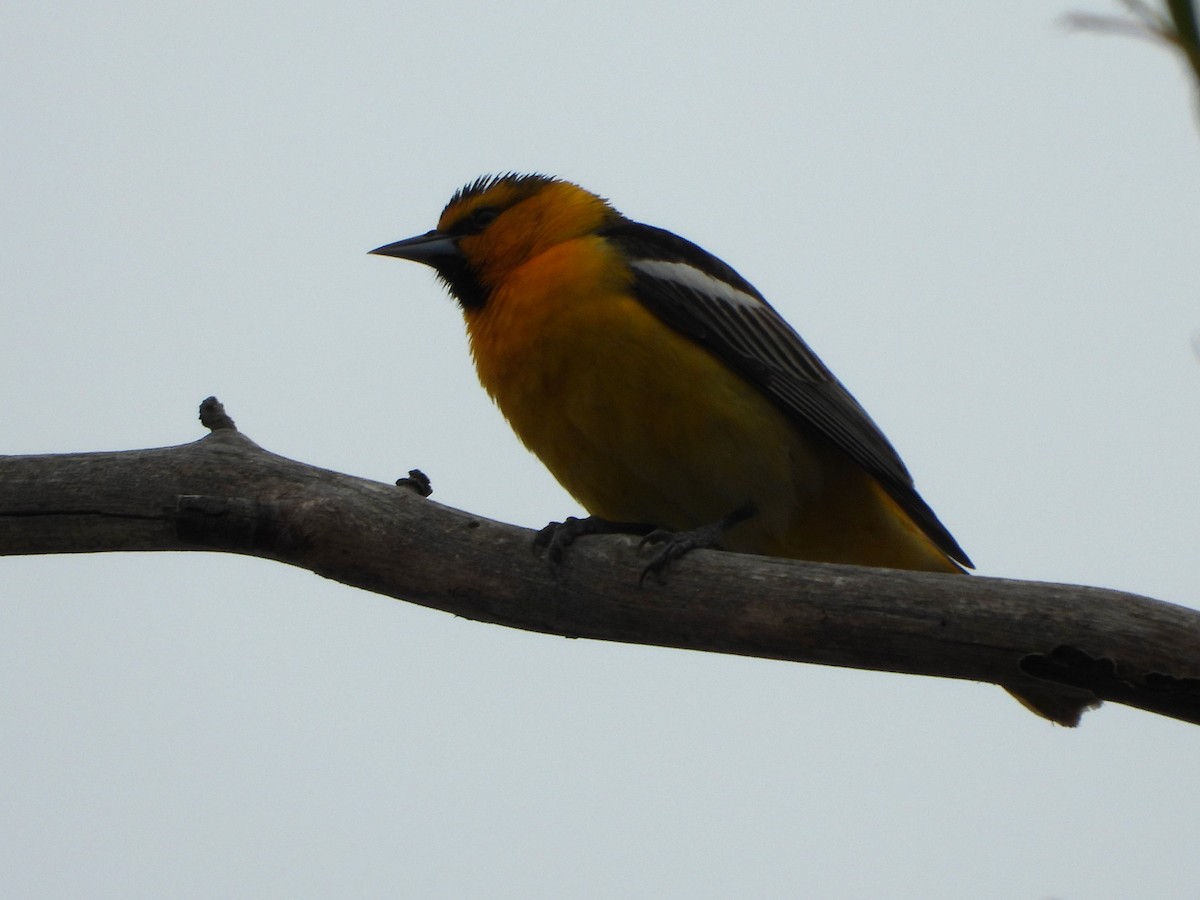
{"left": 368, "top": 230, "right": 461, "bottom": 266}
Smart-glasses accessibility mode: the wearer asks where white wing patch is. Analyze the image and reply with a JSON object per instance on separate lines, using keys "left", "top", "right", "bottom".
{"left": 629, "top": 258, "right": 762, "bottom": 309}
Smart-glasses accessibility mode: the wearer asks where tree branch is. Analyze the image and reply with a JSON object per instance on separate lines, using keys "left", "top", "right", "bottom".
{"left": 3, "top": 399, "right": 1198, "bottom": 725}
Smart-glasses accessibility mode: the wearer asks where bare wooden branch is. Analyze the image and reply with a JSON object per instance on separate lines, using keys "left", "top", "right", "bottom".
{"left": 3, "top": 399, "right": 1198, "bottom": 725}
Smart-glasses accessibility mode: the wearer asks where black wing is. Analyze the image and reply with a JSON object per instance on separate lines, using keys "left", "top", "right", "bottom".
{"left": 600, "top": 218, "right": 971, "bottom": 568}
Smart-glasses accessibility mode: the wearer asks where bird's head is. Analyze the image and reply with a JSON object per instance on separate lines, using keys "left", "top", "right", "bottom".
{"left": 370, "top": 173, "right": 621, "bottom": 308}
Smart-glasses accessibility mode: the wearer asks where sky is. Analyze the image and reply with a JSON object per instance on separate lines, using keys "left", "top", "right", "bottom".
{"left": 3, "top": 2, "right": 1199, "bottom": 897}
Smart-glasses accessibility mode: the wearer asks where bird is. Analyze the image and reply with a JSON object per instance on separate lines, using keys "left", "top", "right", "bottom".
{"left": 371, "top": 172, "right": 1098, "bottom": 726}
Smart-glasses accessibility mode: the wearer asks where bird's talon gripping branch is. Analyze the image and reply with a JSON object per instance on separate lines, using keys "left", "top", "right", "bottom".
{"left": 532, "top": 516, "right": 583, "bottom": 563}
{"left": 638, "top": 531, "right": 703, "bottom": 585}
{"left": 534, "top": 515, "right": 654, "bottom": 564}
{"left": 636, "top": 502, "right": 757, "bottom": 584}
{"left": 637, "top": 527, "right": 672, "bottom": 550}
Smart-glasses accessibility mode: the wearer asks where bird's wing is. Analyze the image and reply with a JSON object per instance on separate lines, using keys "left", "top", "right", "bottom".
{"left": 600, "top": 219, "right": 970, "bottom": 567}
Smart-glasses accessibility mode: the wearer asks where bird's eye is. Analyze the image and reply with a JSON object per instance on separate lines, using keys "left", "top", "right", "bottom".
{"left": 470, "top": 208, "right": 499, "bottom": 229}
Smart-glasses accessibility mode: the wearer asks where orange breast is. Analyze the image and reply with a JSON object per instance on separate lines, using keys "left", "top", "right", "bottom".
{"left": 463, "top": 236, "right": 957, "bottom": 572}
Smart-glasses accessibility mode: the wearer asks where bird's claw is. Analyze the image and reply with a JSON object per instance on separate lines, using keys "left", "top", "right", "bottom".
{"left": 533, "top": 516, "right": 589, "bottom": 564}
{"left": 636, "top": 502, "right": 758, "bottom": 584}
{"left": 637, "top": 529, "right": 703, "bottom": 584}
{"left": 533, "top": 515, "right": 656, "bottom": 566}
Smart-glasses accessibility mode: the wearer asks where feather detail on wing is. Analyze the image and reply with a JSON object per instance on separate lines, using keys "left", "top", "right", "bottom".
{"left": 600, "top": 219, "right": 971, "bottom": 568}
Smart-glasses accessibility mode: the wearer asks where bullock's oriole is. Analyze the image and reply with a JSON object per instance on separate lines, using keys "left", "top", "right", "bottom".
{"left": 371, "top": 173, "right": 1098, "bottom": 726}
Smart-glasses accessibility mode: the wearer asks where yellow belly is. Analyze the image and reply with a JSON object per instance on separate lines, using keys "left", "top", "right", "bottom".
{"left": 464, "top": 237, "right": 957, "bottom": 573}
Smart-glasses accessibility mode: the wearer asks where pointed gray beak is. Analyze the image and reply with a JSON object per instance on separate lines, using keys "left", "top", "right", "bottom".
{"left": 368, "top": 230, "right": 461, "bottom": 267}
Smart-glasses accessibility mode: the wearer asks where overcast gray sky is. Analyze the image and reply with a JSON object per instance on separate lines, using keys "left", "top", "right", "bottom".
{"left": 4, "top": 2, "right": 1200, "bottom": 897}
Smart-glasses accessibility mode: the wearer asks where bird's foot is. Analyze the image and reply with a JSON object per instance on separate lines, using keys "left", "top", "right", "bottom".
{"left": 637, "top": 502, "right": 758, "bottom": 584}
{"left": 533, "top": 515, "right": 654, "bottom": 564}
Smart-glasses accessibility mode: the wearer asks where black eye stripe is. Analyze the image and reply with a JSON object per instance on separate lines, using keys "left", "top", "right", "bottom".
{"left": 448, "top": 206, "right": 500, "bottom": 237}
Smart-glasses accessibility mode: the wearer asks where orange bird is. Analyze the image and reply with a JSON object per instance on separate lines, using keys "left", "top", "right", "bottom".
{"left": 373, "top": 173, "right": 1097, "bottom": 726}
